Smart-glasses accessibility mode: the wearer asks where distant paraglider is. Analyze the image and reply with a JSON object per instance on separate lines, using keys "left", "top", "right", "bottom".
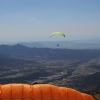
{"left": 57, "top": 44, "right": 59, "bottom": 46}
{"left": 50, "top": 32, "right": 65, "bottom": 47}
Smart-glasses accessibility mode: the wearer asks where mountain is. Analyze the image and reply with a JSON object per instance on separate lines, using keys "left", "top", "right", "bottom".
{"left": 20, "top": 41, "right": 76, "bottom": 48}
{"left": 0, "top": 44, "right": 100, "bottom": 60}
{"left": 19, "top": 41, "right": 100, "bottom": 49}
{"left": 0, "top": 53, "right": 38, "bottom": 68}
{"left": 0, "top": 44, "right": 30, "bottom": 57}
{"left": 72, "top": 38, "right": 100, "bottom": 43}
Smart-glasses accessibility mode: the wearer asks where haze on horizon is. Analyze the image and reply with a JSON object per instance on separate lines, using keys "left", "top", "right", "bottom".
{"left": 0, "top": 0, "right": 100, "bottom": 44}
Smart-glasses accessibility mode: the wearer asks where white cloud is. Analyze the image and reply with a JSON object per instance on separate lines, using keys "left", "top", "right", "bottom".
{"left": 27, "top": 18, "right": 35, "bottom": 20}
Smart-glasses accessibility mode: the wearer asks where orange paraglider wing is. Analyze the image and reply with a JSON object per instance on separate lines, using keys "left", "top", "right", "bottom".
{"left": 0, "top": 84, "right": 95, "bottom": 100}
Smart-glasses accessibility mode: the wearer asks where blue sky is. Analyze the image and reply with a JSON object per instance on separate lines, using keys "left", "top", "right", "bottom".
{"left": 0, "top": 0, "right": 100, "bottom": 44}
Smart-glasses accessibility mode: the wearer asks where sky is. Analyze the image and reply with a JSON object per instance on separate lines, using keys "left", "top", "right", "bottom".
{"left": 0, "top": 0, "right": 100, "bottom": 44}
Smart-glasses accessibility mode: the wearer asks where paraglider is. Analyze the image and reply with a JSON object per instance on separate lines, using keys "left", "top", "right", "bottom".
{"left": 50, "top": 32, "right": 65, "bottom": 47}
{"left": 0, "top": 83, "right": 95, "bottom": 100}
{"left": 50, "top": 32, "right": 65, "bottom": 38}
{"left": 57, "top": 44, "right": 59, "bottom": 46}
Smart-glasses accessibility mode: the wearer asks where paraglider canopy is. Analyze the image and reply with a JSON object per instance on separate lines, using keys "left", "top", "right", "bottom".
{"left": 50, "top": 32, "right": 65, "bottom": 38}
{"left": 0, "top": 83, "right": 95, "bottom": 100}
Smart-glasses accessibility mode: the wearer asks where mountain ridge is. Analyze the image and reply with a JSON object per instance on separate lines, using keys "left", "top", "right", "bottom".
{"left": 0, "top": 44, "right": 100, "bottom": 60}
{"left": 19, "top": 40, "right": 100, "bottom": 49}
